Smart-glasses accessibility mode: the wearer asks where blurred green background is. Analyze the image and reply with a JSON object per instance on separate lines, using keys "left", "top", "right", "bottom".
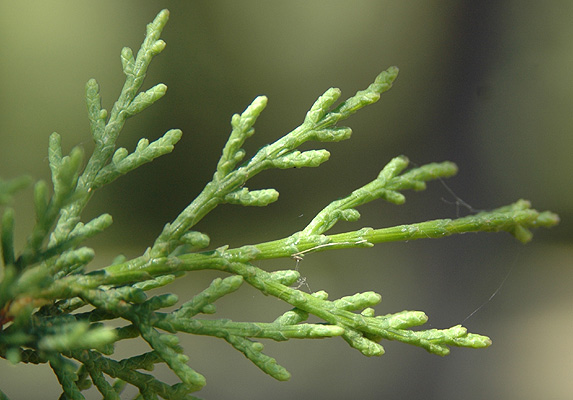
{"left": 1, "top": 1, "right": 571, "bottom": 399}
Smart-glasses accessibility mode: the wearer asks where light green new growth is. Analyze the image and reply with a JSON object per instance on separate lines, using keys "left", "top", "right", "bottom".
{"left": 0, "top": 9, "right": 559, "bottom": 400}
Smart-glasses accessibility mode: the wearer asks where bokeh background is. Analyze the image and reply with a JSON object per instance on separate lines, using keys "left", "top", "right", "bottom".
{"left": 1, "top": 1, "right": 571, "bottom": 399}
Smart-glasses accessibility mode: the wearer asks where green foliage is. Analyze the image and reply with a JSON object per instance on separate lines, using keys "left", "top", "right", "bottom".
{"left": 0, "top": 9, "right": 559, "bottom": 400}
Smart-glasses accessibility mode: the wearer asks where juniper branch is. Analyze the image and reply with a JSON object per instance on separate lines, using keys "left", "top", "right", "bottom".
{"left": 32, "top": 194, "right": 557, "bottom": 300}
{"left": 0, "top": 8, "right": 560, "bottom": 400}
{"left": 150, "top": 66, "right": 399, "bottom": 256}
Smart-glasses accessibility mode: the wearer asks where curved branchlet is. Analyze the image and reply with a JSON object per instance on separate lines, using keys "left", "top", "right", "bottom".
{"left": 91, "top": 129, "right": 182, "bottom": 190}
{"left": 214, "top": 96, "right": 268, "bottom": 182}
{"left": 0, "top": 8, "right": 560, "bottom": 400}
{"left": 47, "top": 8, "right": 177, "bottom": 253}
{"left": 301, "top": 156, "right": 458, "bottom": 236}
{"left": 222, "top": 261, "right": 492, "bottom": 358}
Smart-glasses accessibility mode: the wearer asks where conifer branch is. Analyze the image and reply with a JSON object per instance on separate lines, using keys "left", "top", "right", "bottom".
{"left": 0, "top": 8, "right": 559, "bottom": 400}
